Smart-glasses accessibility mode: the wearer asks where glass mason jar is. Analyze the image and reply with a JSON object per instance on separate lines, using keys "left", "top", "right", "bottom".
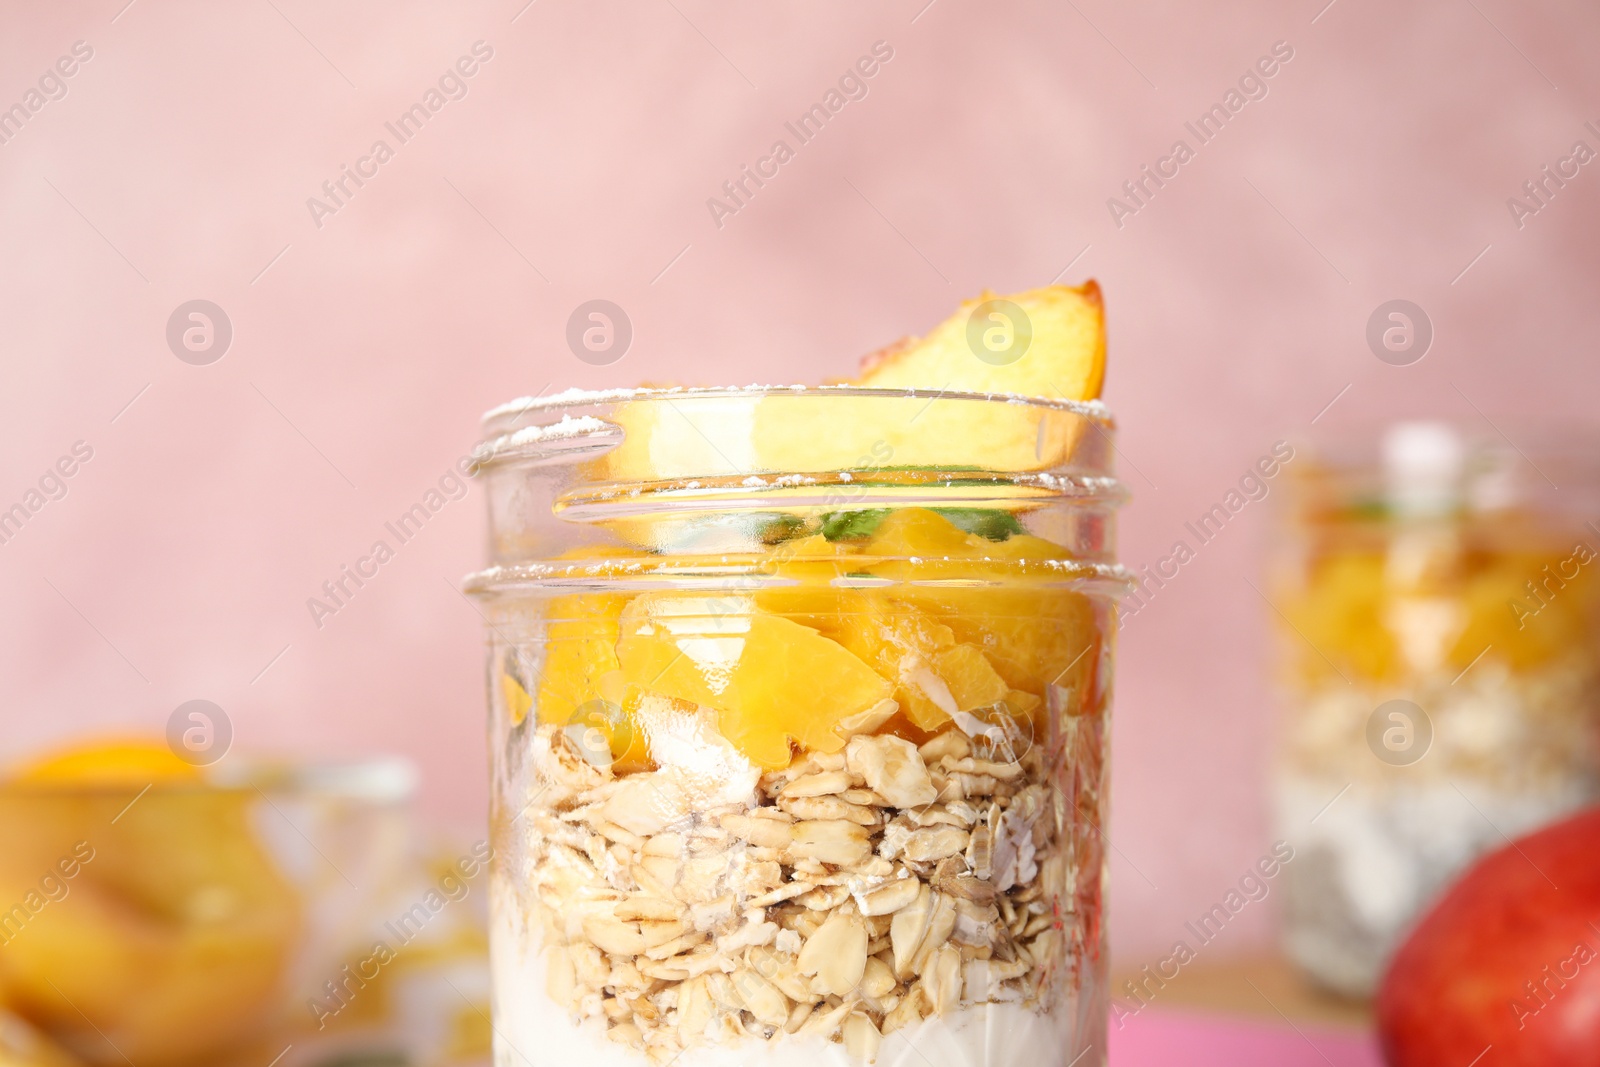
{"left": 466, "top": 387, "right": 1129, "bottom": 1067}
{"left": 1270, "top": 422, "right": 1600, "bottom": 996}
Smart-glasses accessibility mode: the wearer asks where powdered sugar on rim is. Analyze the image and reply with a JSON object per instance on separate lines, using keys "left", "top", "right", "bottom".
{"left": 472, "top": 414, "right": 623, "bottom": 467}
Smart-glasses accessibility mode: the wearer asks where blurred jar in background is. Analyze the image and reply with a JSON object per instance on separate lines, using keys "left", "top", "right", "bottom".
{"left": 0, "top": 741, "right": 416, "bottom": 1067}
{"left": 1270, "top": 423, "right": 1600, "bottom": 997}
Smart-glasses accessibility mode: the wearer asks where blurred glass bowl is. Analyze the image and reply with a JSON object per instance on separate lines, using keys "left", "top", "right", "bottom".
{"left": 0, "top": 744, "right": 414, "bottom": 1067}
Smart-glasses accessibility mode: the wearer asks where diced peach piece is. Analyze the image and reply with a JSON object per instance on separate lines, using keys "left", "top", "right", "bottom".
{"left": 537, "top": 592, "right": 628, "bottom": 728}
{"left": 1004, "top": 688, "right": 1043, "bottom": 718}
{"left": 835, "top": 597, "right": 956, "bottom": 731}
{"left": 616, "top": 595, "right": 891, "bottom": 769}
{"left": 833, "top": 597, "right": 1016, "bottom": 732}
{"left": 850, "top": 507, "right": 1097, "bottom": 718}
{"left": 752, "top": 534, "right": 858, "bottom": 629}
{"left": 985, "top": 533, "right": 1072, "bottom": 562}
{"left": 933, "top": 644, "right": 1012, "bottom": 713}
{"left": 865, "top": 508, "right": 981, "bottom": 559}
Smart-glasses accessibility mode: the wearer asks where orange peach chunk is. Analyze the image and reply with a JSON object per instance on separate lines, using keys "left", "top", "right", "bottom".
{"left": 616, "top": 595, "right": 891, "bottom": 769}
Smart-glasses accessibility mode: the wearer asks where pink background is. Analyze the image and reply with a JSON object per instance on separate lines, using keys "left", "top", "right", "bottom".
{"left": 2, "top": 0, "right": 1598, "bottom": 970}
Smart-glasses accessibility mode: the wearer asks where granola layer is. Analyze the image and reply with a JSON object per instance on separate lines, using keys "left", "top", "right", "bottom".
{"left": 508, "top": 717, "right": 1091, "bottom": 1063}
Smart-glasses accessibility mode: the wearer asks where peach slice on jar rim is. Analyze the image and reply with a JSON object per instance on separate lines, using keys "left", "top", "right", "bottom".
{"left": 584, "top": 282, "right": 1107, "bottom": 484}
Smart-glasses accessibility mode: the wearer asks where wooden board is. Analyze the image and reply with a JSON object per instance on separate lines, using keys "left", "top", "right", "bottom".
{"left": 1111, "top": 953, "right": 1374, "bottom": 1029}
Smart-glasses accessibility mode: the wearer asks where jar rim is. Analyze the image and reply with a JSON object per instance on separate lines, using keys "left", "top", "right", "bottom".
{"left": 470, "top": 385, "right": 1128, "bottom": 572}
{"left": 1282, "top": 419, "right": 1600, "bottom": 519}
{"left": 482, "top": 384, "right": 1114, "bottom": 430}
{"left": 462, "top": 557, "right": 1137, "bottom": 598}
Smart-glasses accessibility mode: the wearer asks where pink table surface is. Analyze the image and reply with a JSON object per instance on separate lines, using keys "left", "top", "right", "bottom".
{"left": 1110, "top": 1010, "right": 1383, "bottom": 1066}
